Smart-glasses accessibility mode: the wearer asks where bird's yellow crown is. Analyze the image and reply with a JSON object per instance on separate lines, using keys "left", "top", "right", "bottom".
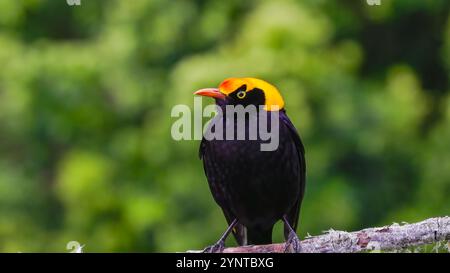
{"left": 219, "top": 77, "right": 285, "bottom": 111}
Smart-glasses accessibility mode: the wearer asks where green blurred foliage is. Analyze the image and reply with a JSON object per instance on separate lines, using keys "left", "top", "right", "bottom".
{"left": 0, "top": 0, "right": 448, "bottom": 252}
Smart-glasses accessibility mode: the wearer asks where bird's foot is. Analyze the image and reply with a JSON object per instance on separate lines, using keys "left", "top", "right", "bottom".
{"left": 203, "top": 219, "right": 238, "bottom": 253}
{"left": 202, "top": 240, "right": 225, "bottom": 253}
{"left": 284, "top": 232, "right": 302, "bottom": 253}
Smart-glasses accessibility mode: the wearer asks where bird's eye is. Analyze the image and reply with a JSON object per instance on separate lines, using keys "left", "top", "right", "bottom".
{"left": 237, "top": 91, "right": 246, "bottom": 99}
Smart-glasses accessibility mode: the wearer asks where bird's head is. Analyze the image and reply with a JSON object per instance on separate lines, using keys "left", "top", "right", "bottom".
{"left": 194, "top": 77, "right": 285, "bottom": 111}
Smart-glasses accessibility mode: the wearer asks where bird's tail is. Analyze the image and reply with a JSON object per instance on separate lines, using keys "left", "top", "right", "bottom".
{"left": 246, "top": 226, "right": 273, "bottom": 245}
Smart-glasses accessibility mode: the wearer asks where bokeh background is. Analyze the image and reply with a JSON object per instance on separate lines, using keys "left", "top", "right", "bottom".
{"left": 0, "top": 0, "right": 449, "bottom": 252}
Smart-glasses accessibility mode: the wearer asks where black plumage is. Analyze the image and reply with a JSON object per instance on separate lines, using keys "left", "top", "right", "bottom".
{"left": 195, "top": 78, "right": 306, "bottom": 251}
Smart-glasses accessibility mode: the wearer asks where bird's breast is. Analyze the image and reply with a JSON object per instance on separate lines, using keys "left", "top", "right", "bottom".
{"left": 204, "top": 114, "right": 301, "bottom": 227}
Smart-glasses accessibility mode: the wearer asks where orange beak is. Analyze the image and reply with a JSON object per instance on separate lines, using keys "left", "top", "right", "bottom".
{"left": 194, "top": 88, "right": 226, "bottom": 100}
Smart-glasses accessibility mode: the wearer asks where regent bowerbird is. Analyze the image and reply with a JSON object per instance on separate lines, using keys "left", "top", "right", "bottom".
{"left": 194, "top": 77, "right": 306, "bottom": 252}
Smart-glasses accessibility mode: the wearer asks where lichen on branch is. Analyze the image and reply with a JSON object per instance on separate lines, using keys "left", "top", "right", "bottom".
{"left": 188, "top": 216, "right": 450, "bottom": 253}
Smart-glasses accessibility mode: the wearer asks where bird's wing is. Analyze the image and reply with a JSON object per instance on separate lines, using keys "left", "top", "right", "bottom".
{"left": 199, "top": 138, "right": 248, "bottom": 246}
{"left": 280, "top": 110, "right": 306, "bottom": 235}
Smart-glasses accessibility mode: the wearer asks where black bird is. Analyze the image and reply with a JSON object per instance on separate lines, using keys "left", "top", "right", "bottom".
{"left": 194, "top": 77, "right": 306, "bottom": 252}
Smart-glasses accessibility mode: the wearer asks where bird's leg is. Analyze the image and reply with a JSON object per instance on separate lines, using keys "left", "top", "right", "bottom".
{"left": 282, "top": 216, "right": 302, "bottom": 253}
{"left": 203, "top": 219, "right": 238, "bottom": 253}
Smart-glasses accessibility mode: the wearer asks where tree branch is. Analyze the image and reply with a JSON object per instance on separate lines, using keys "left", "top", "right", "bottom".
{"left": 189, "top": 216, "right": 450, "bottom": 253}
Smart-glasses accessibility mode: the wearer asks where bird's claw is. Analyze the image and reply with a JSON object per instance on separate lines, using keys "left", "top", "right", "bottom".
{"left": 284, "top": 232, "right": 302, "bottom": 253}
{"left": 203, "top": 240, "right": 225, "bottom": 253}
